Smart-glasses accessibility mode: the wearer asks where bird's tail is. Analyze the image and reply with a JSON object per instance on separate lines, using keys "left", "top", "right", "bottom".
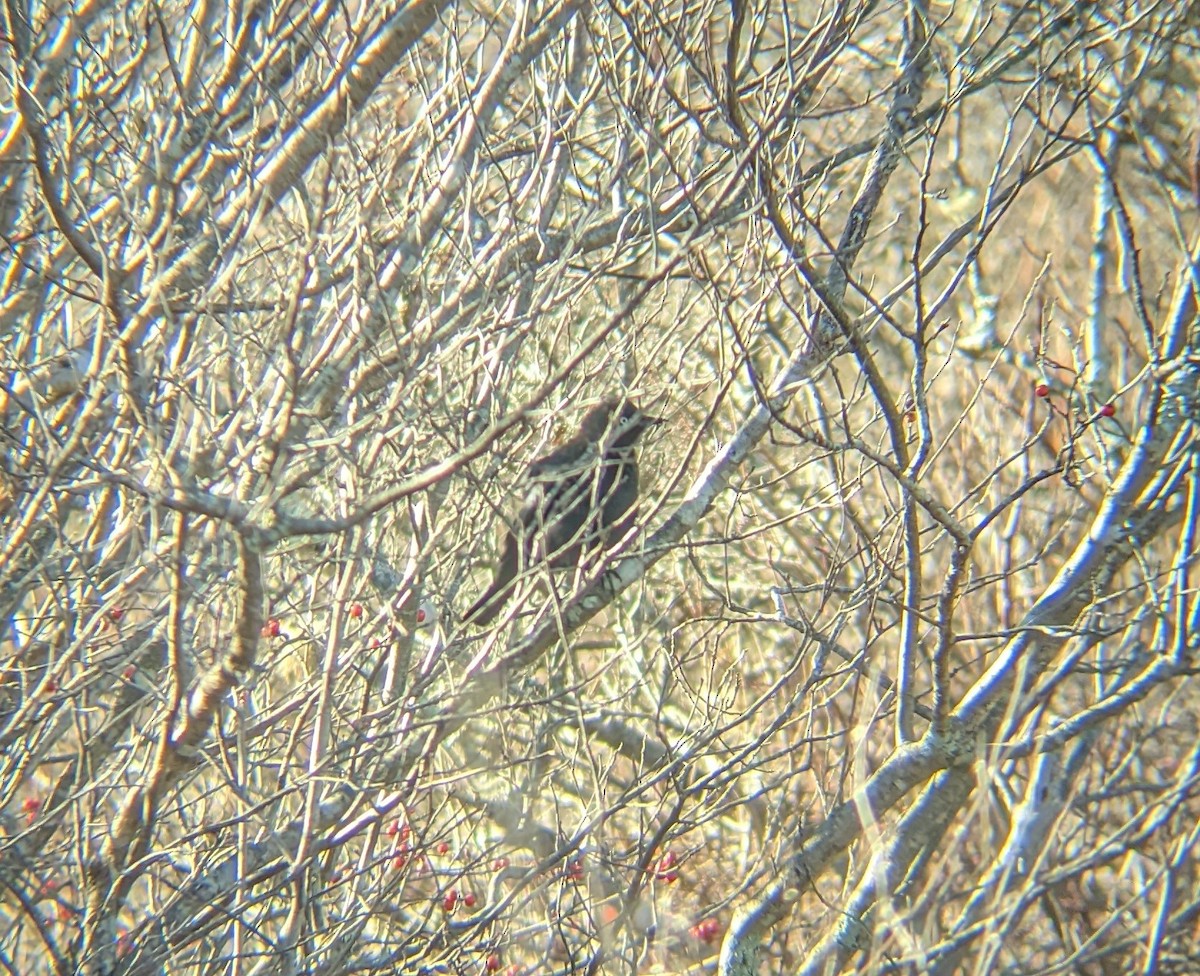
{"left": 463, "top": 581, "right": 508, "bottom": 626}
{"left": 463, "top": 543, "right": 520, "bottom": 625}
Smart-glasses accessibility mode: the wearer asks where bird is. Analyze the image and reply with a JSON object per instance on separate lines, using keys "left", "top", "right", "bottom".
{"left": 463, "top": 398, "right": 660, "bottom": 625}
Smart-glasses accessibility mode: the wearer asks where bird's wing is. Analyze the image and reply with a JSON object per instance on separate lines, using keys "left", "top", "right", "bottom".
{"left": 511, "top": 441, "right": 598, "bottom": 531}
{"left": 523, "top": 439, "right": 595, "bottom": 482}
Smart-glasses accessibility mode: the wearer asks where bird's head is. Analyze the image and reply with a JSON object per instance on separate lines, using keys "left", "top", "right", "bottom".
{"left": 583, "top": 398, "right": 662, "bottom": 448}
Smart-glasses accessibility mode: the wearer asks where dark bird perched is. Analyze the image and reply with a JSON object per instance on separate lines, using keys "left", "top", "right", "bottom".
{"left": 463, "top": 398, "right": 660, "bottom": 625}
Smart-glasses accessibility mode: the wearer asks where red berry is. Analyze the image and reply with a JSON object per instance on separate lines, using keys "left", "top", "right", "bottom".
{"left": 492, "top": 857, "right": 510, "bottom": 871}
{"left": 44, "top": 678, "right": 58, "bottom": 693}
{"left": 463, "top": 891, "right": 476, "bottom": 908}
{"left": 436, "top": 841, "right": 450, "bottom": 855}
{"left": 1098, "top": 402, "right": 1116, "bottom": 417}
{"left": 369, "top": 637, "right": 382, "bottom": 650}
{"left": 115, "top": 929, "right": 133, "bottom": 958}
{"left": 121, "top": 665, "right": 136, "bottom": 680}
{"left": 385, "top": 820, "right": 401, "bottom": 837}
{"left": 108, "top": 607, "right": 124, "bottom": 622}
{"left": 392, "top": 854, "right": 408, "bottom": 870}
{"left": 690, "top": 918, "right": 720, "bottom": 943}
{"left": 654, "top": 850, "right": 679, "bottom": 880}
{"left": 261, "top": 618, "right": 281, "bottom": 638}
{"left": 565, "top": 857, "right": 585, "bottom": 882}
{"left": 22, "top": 796, "right": 41, "bottom": 817}
{"left": 485, "top": 953, "right": 501, "bottom": 971}
{"left": 415, "top": 607, "right": 427, "bottom": 624}
{"left": 349, "top": 603, "right": 363, "bottom": 619}
{"left": 56, "top": 903, "right": 76, "bottom": 921}
{"left": 1034, "top": 383, "right": 1050, "bottom": 398}
{"left": 442, "top": 889, "right": 458, "bottom": 911}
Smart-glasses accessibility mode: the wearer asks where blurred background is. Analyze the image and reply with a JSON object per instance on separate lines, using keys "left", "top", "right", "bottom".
{"left": 2, "top": 0, "right": 1199, "bottom": 972}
